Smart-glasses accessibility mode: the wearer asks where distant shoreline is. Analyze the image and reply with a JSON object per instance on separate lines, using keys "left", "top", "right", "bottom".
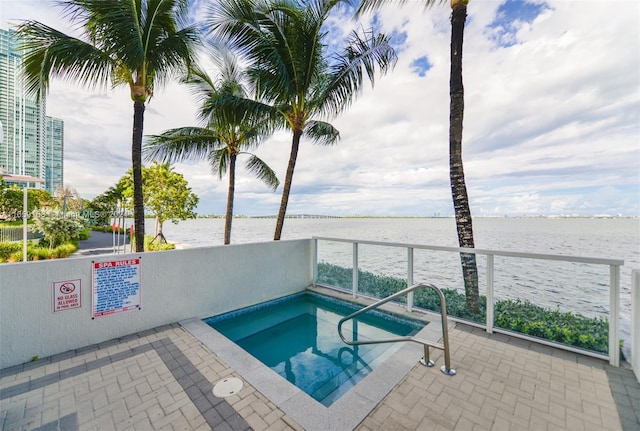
{"left": 194, "top": 214, "right": 639, "bottom": 220}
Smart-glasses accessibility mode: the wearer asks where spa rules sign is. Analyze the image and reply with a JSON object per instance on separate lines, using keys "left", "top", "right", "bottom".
{"left": 92, "top": 258, "right": 141, "bottom": 318}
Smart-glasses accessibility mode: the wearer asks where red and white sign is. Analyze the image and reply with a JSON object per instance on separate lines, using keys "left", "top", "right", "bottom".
{"left": 92, "top": 258, "right": 141, "bottom": 318}
{"left": 53, "top": 279, "right": 82, "bottom": 312}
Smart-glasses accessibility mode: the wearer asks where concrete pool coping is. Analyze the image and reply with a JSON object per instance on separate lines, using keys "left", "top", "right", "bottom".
{"left": 181, "top": 286, "right": 449, "bottom": 431}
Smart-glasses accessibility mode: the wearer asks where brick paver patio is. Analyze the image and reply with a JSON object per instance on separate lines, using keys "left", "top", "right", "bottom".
{"left": 1, "top": 322, "right": 638, "bottom": 430}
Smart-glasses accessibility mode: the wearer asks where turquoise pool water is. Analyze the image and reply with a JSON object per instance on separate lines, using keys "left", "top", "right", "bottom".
{"left": 203, "top": 292, "right": 424, "bottom": 406}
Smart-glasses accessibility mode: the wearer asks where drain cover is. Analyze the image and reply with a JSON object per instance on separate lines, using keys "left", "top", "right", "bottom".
{"left": 213, "top": 377, "right": 243, "bottom": 397}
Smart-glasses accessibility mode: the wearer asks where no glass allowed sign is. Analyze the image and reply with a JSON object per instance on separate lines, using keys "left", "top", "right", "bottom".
{"left": 53, "top": 279, "right": 82, "bottom": 312}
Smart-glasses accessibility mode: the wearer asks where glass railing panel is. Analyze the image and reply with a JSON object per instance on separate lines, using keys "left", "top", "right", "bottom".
{"left": 316, "top": 240, "right": 354, "bottom": 292}
{"left": 412, "top": 249, "right": 487, "bottom": 323}
{"left": 492, "top": 256, "right": 610, "bottom": 354}
{"left": 355, "top": 244, "right": 408, "bottom": 303}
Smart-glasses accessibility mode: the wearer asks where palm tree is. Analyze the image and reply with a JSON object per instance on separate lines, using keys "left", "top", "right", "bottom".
{"left": 16, "top": 0, "right": 200, "bottom": 252}
{"left": 205, "top": 0, "right": 397, "bottom": 240}
{"left": 357, "top": 0, "right": 480, "bottom": 313}
{"left": 144, "top": 53, "right": 279, "bottom": 244}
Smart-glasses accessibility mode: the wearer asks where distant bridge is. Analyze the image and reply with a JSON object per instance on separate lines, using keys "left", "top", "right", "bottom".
{"left": 249, "top": 214, "right": 342, "bottom": 219}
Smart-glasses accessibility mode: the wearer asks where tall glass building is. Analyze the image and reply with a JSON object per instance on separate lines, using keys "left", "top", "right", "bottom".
{"left": 1, "top": 27, "right": 64, "bottom": 193}
{"left": 45, "top": 117, "right": 64, "bottom": 194}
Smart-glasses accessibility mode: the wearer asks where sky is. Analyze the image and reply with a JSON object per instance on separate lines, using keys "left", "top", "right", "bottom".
{"left": 2, "top": 0, "right": 639, "bottom": 217}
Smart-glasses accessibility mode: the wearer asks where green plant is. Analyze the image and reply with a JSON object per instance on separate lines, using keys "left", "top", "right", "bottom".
{"left": 31, "top": 247, "right": 53, "bottom": 260}
{"left": 8, "top": 250, "right": 23, "bottom": 262}
{"left": 0, "top": 242, "right": 22, "bottom": 260}
{"left": 17, "top": 0, "right": 200, "bottom": 253}
{"left": 33, "top": 212, "right": 86, "bottom": 248}
{"left": 77, "top": 229, "right": 90, "bottom": 240}
{"left": 494, "top": 299, "right": 608, "bottom": 353}
{"left": 206, "top": 0, "right": 396, "bottom": 240}
{"left": 0, "top": 241, "right": 78, "bottom": 263}
{"left": 142, "top": 235, "right": 175, "bottom": 252}
{"left": 51, "top": 243, "right": 78, "bottom": 258}
{"left": 317, "top": 262, "right": 486, "bottom": 322}
{"left": 316, "top": 262, "right": 609, "bottom": 353}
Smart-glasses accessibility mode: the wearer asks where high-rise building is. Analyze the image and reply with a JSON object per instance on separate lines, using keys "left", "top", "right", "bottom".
{"left": 0, "top": 27, "right": 63, "bottom": 193}
{"left": 45, "top": 116, "right": 64, "bottom": 194}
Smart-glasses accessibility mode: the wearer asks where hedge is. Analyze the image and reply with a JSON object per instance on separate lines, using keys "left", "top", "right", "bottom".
{"left": 316, "top": 262, "right": 608, "bottom": 353}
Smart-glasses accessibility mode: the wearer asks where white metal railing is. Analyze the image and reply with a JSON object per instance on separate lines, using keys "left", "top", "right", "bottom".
{"left": 312, "top": 237, "right": 625, "bottom": 366}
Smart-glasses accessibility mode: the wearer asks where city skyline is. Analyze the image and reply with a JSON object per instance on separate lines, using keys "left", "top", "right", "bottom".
{"left": 1, "top": 0, "right": 639, "bottom": 217}
{"left": 0, "top": 28, "right": 64, "bottom": 194}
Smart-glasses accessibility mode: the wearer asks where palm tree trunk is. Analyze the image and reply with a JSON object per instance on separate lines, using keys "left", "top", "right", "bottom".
{"left": 132, "top": 100, "right": 146, "bottom": 252}
{"left": 449, "top": 1, "right": 480, "bottom": 314}
{"left": 274, "top": 130, "right": 302, "bottom": 240}
{"left": 224, "top": 154, "right": 237, "bottom": 245}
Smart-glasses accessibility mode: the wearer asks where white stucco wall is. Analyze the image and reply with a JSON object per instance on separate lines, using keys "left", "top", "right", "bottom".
{"left": 0, "top": 239, "right": 313, "bottom": 369}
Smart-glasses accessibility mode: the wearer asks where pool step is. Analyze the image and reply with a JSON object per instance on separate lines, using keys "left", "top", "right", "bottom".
{"left": 310, "top": 342, "right": 402, "bottom": 406}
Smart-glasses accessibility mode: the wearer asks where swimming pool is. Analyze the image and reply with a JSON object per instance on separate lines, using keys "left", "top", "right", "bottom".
{"left": 203, "top": 292, "right": 425, "bottom": 406}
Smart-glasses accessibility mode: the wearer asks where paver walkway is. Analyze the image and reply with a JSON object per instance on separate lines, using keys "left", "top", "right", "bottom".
{"left": 71, "top": 231, "right": 119, "bottom": 257}
{"left": 358, "top": 325, "right": 639, "bottom": 431}
{"left": 1, "top": 323, "right": 638, "bottom": 430}
{"left": 0, "top": 324, "right": 300, "bottom": 431}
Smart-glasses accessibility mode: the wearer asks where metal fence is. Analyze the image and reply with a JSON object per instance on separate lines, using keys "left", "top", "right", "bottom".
{"left": 0, "top": 225, "right": 35, "bottom": 242}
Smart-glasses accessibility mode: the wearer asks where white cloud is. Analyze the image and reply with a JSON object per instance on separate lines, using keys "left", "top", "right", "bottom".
{"left": 2, "top": 0, "right": 638, "bottom": 217}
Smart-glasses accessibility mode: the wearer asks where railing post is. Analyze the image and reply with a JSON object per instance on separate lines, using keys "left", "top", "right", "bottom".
{"left": 407, "top": 247, "right": 414, "bottom": 312}
{"left": 312, "top": 239, "right": 318, "bottom": 284}
{"left": 632, "top": 269, "right": 640, "bottom": 383}
{"left": 609, "top": 265, "right": 620, "bottom": 366}
{"left": 486, "top": 254, "right": 494, "bottom": 334}
{"left": 352, "top": 242, "right": 358, "bottom": 298}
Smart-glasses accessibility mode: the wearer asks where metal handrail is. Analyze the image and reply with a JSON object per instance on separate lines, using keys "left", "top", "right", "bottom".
{"left": 337, "top": 282, "right": 456, "bottom": 376}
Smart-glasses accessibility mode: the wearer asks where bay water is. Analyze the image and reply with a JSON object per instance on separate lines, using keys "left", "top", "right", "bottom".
{"left": 154, "top": 216, "right": 639, "bottom": 357}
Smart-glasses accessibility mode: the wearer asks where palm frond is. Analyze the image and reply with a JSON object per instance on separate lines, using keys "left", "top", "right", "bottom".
{"left": 356, "top": 0, "right": 444, "bottom": 15}
{"left": 320, "top": 27, "right": 397, "bottom": 117}
{"left": 204, "top": 0, "right": 265, "bottom": 53}
{"left": 243, "top": 155, "right": 280, "bottom": 190}
{"left": 209, "top": 148, "right": 231, "bottom": 179}
{"left": 304, "top": 120, "right": 340, "bottom": 146}
{"left": 16, "top": 0, "right": 199, "bottom": 99}
{"left": 144, "top": 127, "right": 224, "bottom": 163}
{"left": 15, "top": 21, "right": 113, "bottom": 97}
{"left": 149, "top": 25, "right": 201, "bottom": 91}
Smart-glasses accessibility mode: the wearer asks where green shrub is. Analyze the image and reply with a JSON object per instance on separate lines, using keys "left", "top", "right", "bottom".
{"left": 31, "top": 247, "right": 54, "bottom": 260}
{"left": 413, "top": 286, "right": 486, "bottom": 322}
{"left": 0, "top": 241, "right": 78, "bottom": 262}
{"left": 143, "top": 235, "right": 175, "bottom": 251}
{"left": 494, "top": 299, "right": 608, "bottom": 353}
{"left": 317, "top": 262, "right": 486, "bottom": 322}
{"left": 52, "top": 243, "right": 78, "bottom": 258}
{"left": 9, "top": 250, "right": 23, "bottom": 262}
{"left": 316, "top": 262, "right": 608, "bottom": 353}
{"left": 0, "top": 242, "right": 22, "bottom": 260}
{"left": 33, "top": 213, "right": 86, "bottom": 248}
